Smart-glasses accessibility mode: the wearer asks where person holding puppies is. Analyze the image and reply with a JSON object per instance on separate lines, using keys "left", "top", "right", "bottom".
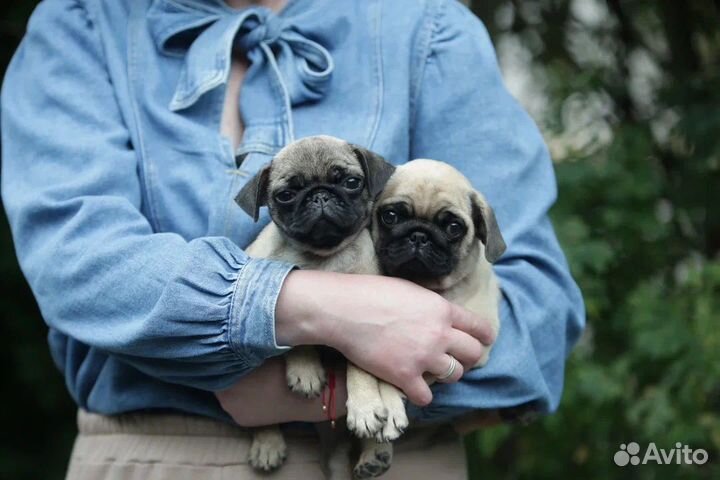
{"left": 1, "top": 0, "right": 585, "bottom": 478}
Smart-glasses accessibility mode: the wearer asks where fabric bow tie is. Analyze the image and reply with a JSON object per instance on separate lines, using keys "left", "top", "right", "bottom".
{"left": 147, "top": 0, "right": 334, "bottom": 113}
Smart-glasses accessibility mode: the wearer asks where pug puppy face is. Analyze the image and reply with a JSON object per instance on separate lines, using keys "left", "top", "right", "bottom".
{"left": 236, "top": 135, "right": 395, "bottom": 255}
{"left": 372, "top": 159, "right": 506, "bottom": 290}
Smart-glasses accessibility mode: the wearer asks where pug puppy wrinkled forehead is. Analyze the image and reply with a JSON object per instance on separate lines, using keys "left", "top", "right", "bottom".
{"left": 236, "top": 135, "right": 395, "bottom": 255}
{"left": 372, "top": 159, "right": 506, "bottom": 291}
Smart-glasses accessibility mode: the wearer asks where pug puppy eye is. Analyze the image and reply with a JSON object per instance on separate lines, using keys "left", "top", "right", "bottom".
{"left": 380, "top": 209, "right": 399, "bottom": 225}
{"left": 446, "top": 221, "right": 465, "bottom": 238}
{"left": 343, "top": 176, "right": 363, "bottom": 190}
{"left": 275, "top": 190, "right": 296, "bottom": 203}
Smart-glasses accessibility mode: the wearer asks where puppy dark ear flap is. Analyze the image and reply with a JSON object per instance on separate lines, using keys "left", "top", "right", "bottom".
{"left": 234, "top": 164, "right": 271, "bottom": 222}
{"left": 470, "top": 193, "right": 506, "bottom": 263}
{"left": 351, "top": 144, "right": 395, "bottom": 198}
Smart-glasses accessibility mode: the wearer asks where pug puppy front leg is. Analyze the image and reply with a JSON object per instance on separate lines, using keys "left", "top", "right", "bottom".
{"left": 286, "top": 345, "right": 326, "bottom": 398}
{"left": 249, "top": 426, "right": 287, "bottom": 471}
{"left": 346, "top": 364, "right": 388, "bottom": 438}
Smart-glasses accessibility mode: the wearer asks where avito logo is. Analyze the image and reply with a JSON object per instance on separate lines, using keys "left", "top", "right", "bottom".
{"left": 614, "top": 442, "right": 709, "bottom": 466}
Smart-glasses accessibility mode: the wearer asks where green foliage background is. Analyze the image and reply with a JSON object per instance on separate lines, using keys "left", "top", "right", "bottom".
{"left": 1, "top": 1, "right": 718, "bottom": 479}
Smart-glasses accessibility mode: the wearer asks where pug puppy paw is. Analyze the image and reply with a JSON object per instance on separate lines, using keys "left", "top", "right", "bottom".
{"left": 285, "top": 346, "right": 326, "bottom": 398}
{"left": 346, "top": 395, "right": 388, "bottom": 438}
{"left": 346, "top": 365, "right": 389, "bottom": 437}
{"left": 353, "top": 440, "right": 393, "bottom": 479}
{"left": 248, "top": 427, "right": 287, "bottom": 472}
{"left": 378, "top": 407, "right": 408, "bottom": 442}
{"left": 286, "top": 360, "right": 326, "bottom": 398}
{"left": 376, "top": 382, "right": 408, "bottom": 442}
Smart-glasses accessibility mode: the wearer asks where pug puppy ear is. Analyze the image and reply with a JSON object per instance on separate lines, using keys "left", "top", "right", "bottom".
{"left": 470, "top": 193, "right": 506, "bottom": 263}
{"left": 351, "top": 144, "right": 395, "bottom": 198}
{"left": 235, "top": 164, "right": 271, "bottom": 222}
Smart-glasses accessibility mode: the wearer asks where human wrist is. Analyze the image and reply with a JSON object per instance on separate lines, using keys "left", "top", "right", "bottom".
{"left": 275, "top": 270, "right": 340, "bottom": 348}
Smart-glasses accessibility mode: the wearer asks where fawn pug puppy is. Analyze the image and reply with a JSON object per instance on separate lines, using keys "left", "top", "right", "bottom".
{"left": 372, "top": 159, "right": 506, "bottom": 367}
{"left": 235, "top": 135, "right": 407, "bottom": 478}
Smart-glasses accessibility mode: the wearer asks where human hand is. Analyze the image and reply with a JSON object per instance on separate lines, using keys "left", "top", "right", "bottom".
{"left": 275, "top": 271, "right": 495, "bottom": 406}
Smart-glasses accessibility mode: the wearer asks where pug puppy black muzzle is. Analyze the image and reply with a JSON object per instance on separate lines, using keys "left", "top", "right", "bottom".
{"left": 277, "top": 184, "right": 365, "bottom": 250}
{"left": 378, "top": 220, "right": 457, "bottom": 279}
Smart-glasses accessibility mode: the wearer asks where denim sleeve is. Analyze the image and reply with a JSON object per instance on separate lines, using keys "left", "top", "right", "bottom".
{"left": 0, "top": 0, "right": 291, "bottom": 391}
{"left": 406, "top": 0, "right": 586, "bottom": 422}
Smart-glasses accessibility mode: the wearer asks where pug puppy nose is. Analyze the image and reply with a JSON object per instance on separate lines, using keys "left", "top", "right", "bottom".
{"left": 409, "top": 230, "right": 428, "bottom": 245}
{"left": 310, "top": 189, "right": 331, "bottom": 205}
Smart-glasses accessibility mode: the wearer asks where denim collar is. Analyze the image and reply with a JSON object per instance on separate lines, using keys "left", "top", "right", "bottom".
{"left": 147, "top": 0, "right": 335, "bottom": 113}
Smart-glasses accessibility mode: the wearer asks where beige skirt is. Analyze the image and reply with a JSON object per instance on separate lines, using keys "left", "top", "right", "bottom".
{"left": 66, "top": 409, "right": 467, "bottom": 480}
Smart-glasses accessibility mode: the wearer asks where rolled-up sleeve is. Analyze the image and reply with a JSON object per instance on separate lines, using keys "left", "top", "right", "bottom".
{"left": 406, "top": 0, "right": 585, "bottom": 422}
{"left": 1, "top": 0, "right": 291, "bottom": 391}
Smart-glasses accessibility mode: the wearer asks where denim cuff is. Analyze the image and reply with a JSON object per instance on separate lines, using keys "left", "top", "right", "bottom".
{"left": 228, "top": 257, "right": 295, "bottom": 367}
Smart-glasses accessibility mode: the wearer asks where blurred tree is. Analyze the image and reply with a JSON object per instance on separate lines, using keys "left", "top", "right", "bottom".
{"left": 1, "top": 1, "right": 718, "bottom": 479}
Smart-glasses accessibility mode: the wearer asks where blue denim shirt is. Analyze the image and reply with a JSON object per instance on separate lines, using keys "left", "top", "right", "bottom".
{"left": 1, "top": 0, "right": 585, "bottom": 423}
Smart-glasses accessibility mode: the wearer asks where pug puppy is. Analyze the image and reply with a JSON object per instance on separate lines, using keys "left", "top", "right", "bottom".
{"left": 372, "top": 159, "right": 506, "bottom": 368}
{"left": 235, "top": 135, "right": 408, "bottom": 478}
